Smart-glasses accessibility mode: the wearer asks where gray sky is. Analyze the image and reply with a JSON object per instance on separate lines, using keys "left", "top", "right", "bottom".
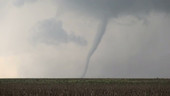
{"left": 0, "top": 0, "right": 170, "bottom": 78}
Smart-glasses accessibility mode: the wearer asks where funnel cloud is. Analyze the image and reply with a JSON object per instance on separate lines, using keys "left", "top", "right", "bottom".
{"left": 82, "top": 17, "right": 109, "bottom": 77}
{"left": 57, "top": 0, "right": 170, "bottom": 78}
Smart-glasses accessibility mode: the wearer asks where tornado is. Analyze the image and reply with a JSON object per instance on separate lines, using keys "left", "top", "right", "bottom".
{"left": 82, "top": 17, "right": 108, "bottom": 78}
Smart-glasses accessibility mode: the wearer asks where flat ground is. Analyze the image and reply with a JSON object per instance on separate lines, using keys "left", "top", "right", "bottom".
{"left": 0, "top": 79, "right": 170, "bottom": 96}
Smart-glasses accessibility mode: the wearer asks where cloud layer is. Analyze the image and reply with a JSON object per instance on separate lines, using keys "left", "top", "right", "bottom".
{"left": 0, "top": 0, "right": 170, "bottom": 78}
{"left": 32, "top": 18, "right": 87, "bottom": 46}
{"left": 13, "top": 0, "right": 37, "bottom": 6}
{"left": 57, "top": 0, "right": 170, "bottom": 18}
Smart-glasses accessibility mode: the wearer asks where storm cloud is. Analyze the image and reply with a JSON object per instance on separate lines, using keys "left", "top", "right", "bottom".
{"left": 32, "top": 18, "right": 87, "bottom": 46}
{"left": 13, "top": 0, "right": 37, "bottom": 6}
{"left": 57, "top": 0, "right": 170, "bottom": 18}
{"left": 1, "top": 0, "right": 170, "bottom": 78}
{"left": 56, "top": 0, "right": 170, "bottom": 77}
{"left": 55, "top": 0, "right": 170, "bottom": 78}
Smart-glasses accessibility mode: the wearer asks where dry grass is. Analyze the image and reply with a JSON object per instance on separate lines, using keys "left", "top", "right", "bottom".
{"left": 0, "top": 79, "right": 170, "bottom": 96}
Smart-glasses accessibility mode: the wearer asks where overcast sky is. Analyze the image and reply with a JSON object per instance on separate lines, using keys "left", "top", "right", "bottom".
{"left": 0, "top": 0, "right": 170, "bottom": 78}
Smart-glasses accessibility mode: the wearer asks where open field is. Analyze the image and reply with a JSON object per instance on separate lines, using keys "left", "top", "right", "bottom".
{"left": 0, "top": 78, "right": 170, "bottom": 96}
